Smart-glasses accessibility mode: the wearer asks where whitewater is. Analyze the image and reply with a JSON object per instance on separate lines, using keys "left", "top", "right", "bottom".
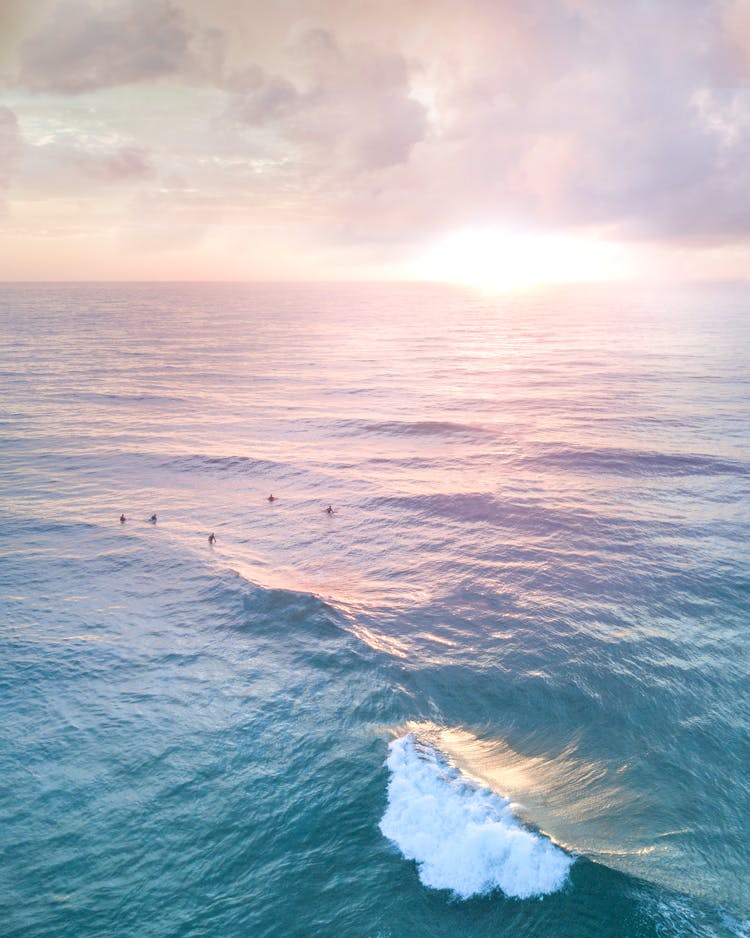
{"left": 0, "top": 281, "right": 748, "bottom": 937}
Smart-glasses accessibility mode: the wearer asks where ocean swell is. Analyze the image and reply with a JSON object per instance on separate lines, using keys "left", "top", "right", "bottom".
{"left": 380, "top": 733, "right": 574, "bottom": 900}
{"left": 523, "top": 445, "right": 750, "bottom": 478}
{"left": 340, "top": 418, "right": 492, "bottom": 438}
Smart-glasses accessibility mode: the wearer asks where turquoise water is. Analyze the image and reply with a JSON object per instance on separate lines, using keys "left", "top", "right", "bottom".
{"left": 0, "top": 282, "right": 748, "bottom": 936}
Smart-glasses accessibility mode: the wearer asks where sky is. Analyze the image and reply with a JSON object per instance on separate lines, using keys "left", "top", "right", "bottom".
{"left": 1, "top": 0, "right": 750, "bottom": 285}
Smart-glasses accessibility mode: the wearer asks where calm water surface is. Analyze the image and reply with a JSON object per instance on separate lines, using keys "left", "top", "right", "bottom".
{"left": 1, "top": 282, "right": 748, "bottom": 936}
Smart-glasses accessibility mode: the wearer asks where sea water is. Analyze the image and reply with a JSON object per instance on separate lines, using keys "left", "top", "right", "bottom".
{"left": 0, "top": 281, "right": 748, "bottom": 937}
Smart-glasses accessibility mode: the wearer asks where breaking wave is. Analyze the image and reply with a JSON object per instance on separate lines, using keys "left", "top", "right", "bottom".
{"left": 380, "top": 733, "right": 574, "bottom": 900}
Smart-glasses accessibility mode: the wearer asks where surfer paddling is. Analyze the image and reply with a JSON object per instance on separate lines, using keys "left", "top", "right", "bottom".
{"left": 267, "top": 494, "right": 276, "bottom": 502}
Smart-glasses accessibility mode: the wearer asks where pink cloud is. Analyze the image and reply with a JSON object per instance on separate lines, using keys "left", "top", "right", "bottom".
{"left": 3, "top": 0, "right": 750, "bottom": 277}
{"left": 68, "top": 144, "right": 155, "bottom": 181}
{"left": 224, "top": 28, "right": 429, "bottom": 174}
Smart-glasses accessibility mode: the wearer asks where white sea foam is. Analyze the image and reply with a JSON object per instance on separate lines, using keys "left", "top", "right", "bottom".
{"left": 380, "top": 733, "right": 574, "bottom": 900}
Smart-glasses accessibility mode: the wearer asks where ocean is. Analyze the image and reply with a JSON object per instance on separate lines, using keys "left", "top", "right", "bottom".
{"left": 0, "top": 281, "right": 748, "bottom": 937}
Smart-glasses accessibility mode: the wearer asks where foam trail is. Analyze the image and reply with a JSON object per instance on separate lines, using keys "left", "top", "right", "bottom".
{"left": 380, "top": 733, "right": 574, "bottom": 900}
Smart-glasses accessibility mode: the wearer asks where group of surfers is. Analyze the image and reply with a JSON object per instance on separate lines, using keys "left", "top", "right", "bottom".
{"left": 118, "top": 497, "right": 336, "bottom": 545}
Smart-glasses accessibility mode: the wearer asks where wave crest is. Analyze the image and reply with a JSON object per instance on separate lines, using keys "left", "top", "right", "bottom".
{"left": 380, "top": 733, "right": 574, "bottom": 900}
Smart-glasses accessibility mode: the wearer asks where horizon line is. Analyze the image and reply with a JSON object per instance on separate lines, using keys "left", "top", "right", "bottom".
{"left": 1, "top": 277, "right": 749, "bottom": 287}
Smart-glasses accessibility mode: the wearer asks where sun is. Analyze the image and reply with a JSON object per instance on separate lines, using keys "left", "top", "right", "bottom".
{"left": 406, "top": 227, "right": 635, "bottom": 292}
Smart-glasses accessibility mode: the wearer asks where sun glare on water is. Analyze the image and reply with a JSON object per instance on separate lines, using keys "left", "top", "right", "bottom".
{"left": 408, "top": 228, "right": 635, "bottom": 292}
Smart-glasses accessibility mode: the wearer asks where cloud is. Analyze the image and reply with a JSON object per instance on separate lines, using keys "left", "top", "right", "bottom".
{"left": 71, "top": 144, "right": 154, "bottom": 181}
{"left": 721, "top": 0, "right": 750, "bottom": 81}
{"left": 63, "top": 142, "right": 154, "bottom": 182}
{"left": 224, "top": 27, "right": 429, "bottom": 175}
{"left": 0, "top": 107, "right": 20, "bottom": 179}
{"left": 0, "top": 106, "right": 21, "bottom": 209}
{"left": 190, "top": 0, "right": 750, "bottom": 252}
{"left": 18, "top": 132, "right": 156, "bottom": 195}
{"left": 286, "top": 0, "right": 750, "bottom": 248}
{"left": 17, "top": 0, "right": 220, "bottom": 93}
{"left": 4, "top": 0, "right": 750, "bottom": 276}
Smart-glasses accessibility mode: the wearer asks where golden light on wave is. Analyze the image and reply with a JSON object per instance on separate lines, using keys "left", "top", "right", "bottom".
{"left": 408, "top": 228, "right": 636, "bottom": 291}
{"left": 391, "top": 721, "right": 671, "bottom": 878}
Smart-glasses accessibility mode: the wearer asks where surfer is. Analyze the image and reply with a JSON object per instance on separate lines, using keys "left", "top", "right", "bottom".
{"left": 149, "top": 513, "right": 157, "bottom": 523}
{"left": 119, "top": 514, "right": 127, "bottom": 523}
{"left": 325, "top": 504, "right": 334, "bottom": 515}
{"left": 208, "top": 532, "right": 216, "bottom": 545}
{"left": 267, "top": 494, "right": 276, "bottom": 502}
